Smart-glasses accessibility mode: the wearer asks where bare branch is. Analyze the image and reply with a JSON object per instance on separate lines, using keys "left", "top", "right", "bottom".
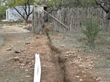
{"left": 95, "top": 0, "right": 109, "bottom": 13}
{"left": 14, "top": 7, "right": 25, "bottom": 19}
{"left": 22, "top": 4, "right": 28, "bottom": 16}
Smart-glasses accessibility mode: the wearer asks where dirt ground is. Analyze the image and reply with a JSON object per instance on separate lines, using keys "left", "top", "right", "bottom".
{"left": 49, "top": 32, "right": 110, "bottom": 82}
{"left": 0, "top": 24, "right": 108, "bottom": 82}
{"left": 0, "top": 24, "right": 30, "bottom": 33}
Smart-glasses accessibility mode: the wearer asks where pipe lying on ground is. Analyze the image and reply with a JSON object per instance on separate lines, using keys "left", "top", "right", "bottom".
{"left": 33, "top": 53, "right": 41, "bottom": 82}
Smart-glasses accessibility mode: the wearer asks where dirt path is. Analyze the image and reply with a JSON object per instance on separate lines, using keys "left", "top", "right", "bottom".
{"left": 0, "top": 32, "right": 33, "bottom": 82}
{"left": 0, "top": 25, "right": 30, "bottom": 33}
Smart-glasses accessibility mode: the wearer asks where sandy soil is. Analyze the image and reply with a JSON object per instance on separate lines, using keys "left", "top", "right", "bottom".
{"left": 0, "top": 24, "right": 30, "bottom": 33}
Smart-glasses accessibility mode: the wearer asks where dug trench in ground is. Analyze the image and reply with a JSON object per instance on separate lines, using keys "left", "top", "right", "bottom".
{"left": 12, "top": 34, "right": 64, "bottom": 82}
{"left": 11, "top": 31, "right": 100, "bottom": 82}
{"left": 44, "top": 30, "right": 66, "bottom": 82}
{"left": 45, "top": 30, "right": 100, "bottom": 82}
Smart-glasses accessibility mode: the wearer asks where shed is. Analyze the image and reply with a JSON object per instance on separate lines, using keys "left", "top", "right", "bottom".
{"left": 6, "top": 4, "right": 48, "bottom": 22}
{"left": 6, "top": 5, "right": 34, "bottom": 21}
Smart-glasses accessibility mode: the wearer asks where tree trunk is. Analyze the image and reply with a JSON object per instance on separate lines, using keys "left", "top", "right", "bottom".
{"left": 14, "top": 6, "right": 33, "bottom": 23}
{"left": 25, "top": 18, "right": 28, "bottom": 23}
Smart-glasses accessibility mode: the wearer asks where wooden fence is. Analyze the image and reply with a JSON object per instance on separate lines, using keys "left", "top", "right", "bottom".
{"left": 32, "top": 6, "right": 44, "bottom": 34}
{"left": 51, "top": 7, "right": 110, "bottom": 32}
{"left": 32, "top": 7, "right": 110, "bottom": 33}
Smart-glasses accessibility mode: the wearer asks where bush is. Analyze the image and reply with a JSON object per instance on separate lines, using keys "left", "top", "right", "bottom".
{"left": 82, "top": 18, "right": 101, "bottom": 48}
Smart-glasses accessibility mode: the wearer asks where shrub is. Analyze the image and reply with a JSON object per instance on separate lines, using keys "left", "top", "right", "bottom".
{"left": 82, "top": 18, "right": 101, "bottom": 48}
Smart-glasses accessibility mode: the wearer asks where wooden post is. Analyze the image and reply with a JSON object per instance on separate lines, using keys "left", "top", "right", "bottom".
{"left": 35, "top": 4, "right": 69, "bottom": 30}
{"left": 32, "top": 5, "right": 36, "bottom": 34}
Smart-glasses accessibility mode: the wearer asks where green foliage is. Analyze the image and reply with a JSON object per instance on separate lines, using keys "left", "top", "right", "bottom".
{"left": 79, "top": 0, "right": 96, "bottom": 7}
{"left": 5, "top": 0, "right": 34, "bottom": 7}
{"left": 82, "top": 18, "right": 101, "bottom": 48}
{"left": 0, "top": 1, "right": 7, "bottom": 20}
{"left": 35, "top": 0, "right": 97, "bottom": 8}
{"left": 36, "top": 0, "right": 64, "bottom": 6}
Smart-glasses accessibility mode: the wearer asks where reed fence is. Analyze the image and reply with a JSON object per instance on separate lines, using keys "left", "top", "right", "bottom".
{"left": 51, "top": 7, "right": 109, "bottom": 32}
{"left": 32, "top": 7, "right": 110, "bottom": 33}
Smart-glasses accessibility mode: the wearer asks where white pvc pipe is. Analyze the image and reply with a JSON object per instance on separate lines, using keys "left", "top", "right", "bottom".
{"left": 33, "top": 54, "right": 41, "bottom": 82}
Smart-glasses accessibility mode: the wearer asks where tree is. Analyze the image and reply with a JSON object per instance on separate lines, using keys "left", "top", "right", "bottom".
{"left": 82, "top": 18, "right": 101, "bottom": 48}
{"left": 36, "top": 0, "right": 81, "bottom": 20}
{"left": 35, "top": 0, "right": 96, "bottom": 22}
{"left": 5, "top": 0, "right": 34, "bottom": 22}
{"left": 36, "top": 0, "right": 96, "bottom": 14}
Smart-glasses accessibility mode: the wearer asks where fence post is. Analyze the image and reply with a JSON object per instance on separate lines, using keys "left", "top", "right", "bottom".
{"left": 32, "top": 5, "right": 36, "bottom": 34}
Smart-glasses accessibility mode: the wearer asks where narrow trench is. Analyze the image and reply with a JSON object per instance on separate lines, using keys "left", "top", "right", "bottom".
{"left": 45, "top": 30, "right": 68, "bottom": 82}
